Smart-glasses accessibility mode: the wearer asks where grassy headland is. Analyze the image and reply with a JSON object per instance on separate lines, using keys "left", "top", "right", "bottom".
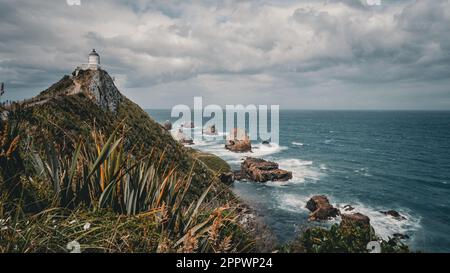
{"left": 0, "top": 68, "right": 409, "bottom": 253}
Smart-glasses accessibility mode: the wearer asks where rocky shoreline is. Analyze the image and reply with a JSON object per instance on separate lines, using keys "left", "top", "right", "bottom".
{"left": 234, "top": 203, "right": 279, "bottom": 252}
{"left": 171, "top": 126, "right": 412, "bottom": 252}
{"left": 213, "top": 153, "right": 411, "bottom": 250}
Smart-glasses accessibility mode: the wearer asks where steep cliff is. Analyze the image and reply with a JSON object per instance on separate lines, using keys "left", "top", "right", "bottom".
{"left": 38, "top": 69, "right": 123, "bottom": 112}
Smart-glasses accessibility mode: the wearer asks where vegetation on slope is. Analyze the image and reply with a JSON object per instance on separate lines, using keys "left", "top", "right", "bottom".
{"left": 282, "top": 223, "right": 410, "bottom": 253}
{"left": 18, "top": 93, "right": 231, "bottom": 204}
{"left": 0, "top": 70, "right": 410, "bottom": 253}
{"left": 0, "top": 116, "right": 253, "bottom": 253}
{"left": 190, "top": 150, "right": 232, "bottom": 174}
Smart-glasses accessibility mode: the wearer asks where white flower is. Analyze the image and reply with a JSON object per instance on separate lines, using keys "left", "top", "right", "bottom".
{"left": 83, "top": 222, "right": 91, "bottom": 230}
{"left": 66, "top": 240, "right": 81, "bottom": 253}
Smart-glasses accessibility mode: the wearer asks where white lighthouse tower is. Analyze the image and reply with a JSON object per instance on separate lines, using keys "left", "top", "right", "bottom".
{"left": 87, "top": 49, "right": 100, "bottom": 70}
{"left": 74, "top": 49, "right": 102, "bottom": 76}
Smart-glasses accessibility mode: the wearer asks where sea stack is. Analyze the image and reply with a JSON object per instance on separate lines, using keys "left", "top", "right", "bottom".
{"left": 306, "top": 195, "right": 340, "bottom": 221}
{"left": 236, "top": 157, "right": 292, "bottom": 182}
{"left": 225, "top": 128, "right": 252, "bottom": 153}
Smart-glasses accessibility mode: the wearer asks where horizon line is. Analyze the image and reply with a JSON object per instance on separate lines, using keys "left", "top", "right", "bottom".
{"left": 143, "top": 108, "right": 450, "bottom": 112}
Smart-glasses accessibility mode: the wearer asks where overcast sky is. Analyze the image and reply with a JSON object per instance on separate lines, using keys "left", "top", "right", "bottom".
{"left": 1, "top": 0, "right": 450, "bottom": 110}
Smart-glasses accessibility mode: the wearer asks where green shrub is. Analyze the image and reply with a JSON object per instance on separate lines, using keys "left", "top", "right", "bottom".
{"left": 284, "top": 224, "right": 409, "bottom": 253}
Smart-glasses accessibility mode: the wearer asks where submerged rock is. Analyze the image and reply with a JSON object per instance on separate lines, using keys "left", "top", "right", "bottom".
{"left": 306, "top": 195, "right": 340, "bottom": 221}
{"left": 393, "top": 233, "right": 410, "bottom": 240}
{"left": 380, "top": 210, "right": 407, "bottom": 221}
{"left": 238, "top": 157, "right": 292, "bottom": 182}
{"left": 225, "top": 128, "right": 252, "bottom": 153}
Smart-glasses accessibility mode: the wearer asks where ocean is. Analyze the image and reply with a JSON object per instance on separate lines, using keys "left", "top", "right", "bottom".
{"left": 146, "top": 110, "right": 450, "bottom": 252}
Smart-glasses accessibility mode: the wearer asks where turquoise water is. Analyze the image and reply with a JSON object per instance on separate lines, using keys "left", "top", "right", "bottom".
{"left": 146, "top": 110, "right": 450, "bottom": 252}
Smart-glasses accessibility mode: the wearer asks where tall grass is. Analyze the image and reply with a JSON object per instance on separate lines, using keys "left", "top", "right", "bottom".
{"left": 0, "top": 118, "right": 24, "bottom": 199}
{"left": 0, "top": 119, "right": 254, "bottom": 253}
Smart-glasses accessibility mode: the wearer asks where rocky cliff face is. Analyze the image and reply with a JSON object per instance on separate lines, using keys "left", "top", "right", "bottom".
{"left": 82, "top": 69, "right": 123, "bottom": 112}
{"left": 38, "top": 69, "right": 123, "bottom": 112}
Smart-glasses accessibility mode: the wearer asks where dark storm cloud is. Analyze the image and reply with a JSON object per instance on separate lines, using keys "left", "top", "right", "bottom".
{"left": 0, "top": 0, "right": 449, "bottom": 109}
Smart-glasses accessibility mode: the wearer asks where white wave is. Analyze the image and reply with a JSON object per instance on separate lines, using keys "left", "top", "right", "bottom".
{"left": 292, "top": 142, "right": 304, "bottom": 146}
{"left": 253, "top": 143, "right": 288, "bottom": 157}
{"left": 276, "top": 193, "right": 309, "bottom": 213}
{"left": 274, "top": 158, "right": 321, "bottom": 184}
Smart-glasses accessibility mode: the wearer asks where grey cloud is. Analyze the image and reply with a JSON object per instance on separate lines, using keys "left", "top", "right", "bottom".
{"left": 0, "top": 0, "right": 449, "bottom": 109}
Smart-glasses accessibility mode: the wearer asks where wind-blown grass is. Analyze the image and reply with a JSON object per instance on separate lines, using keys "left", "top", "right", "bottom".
{"left": 0, "top": 116, "right": 254, "bottom": 253}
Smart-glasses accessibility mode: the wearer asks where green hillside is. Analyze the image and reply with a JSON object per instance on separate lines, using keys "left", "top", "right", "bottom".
{"left": 0, "top": 69, "right": 255, "bottom": 253}
{"left": 18, "top": 69, "right": 232, "bottom": 202}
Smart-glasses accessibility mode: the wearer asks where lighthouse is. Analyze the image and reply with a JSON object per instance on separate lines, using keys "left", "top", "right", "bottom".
{"left": 74, "top": 49, "right": 103, "bottom": 76}
{"left": 88, "top": 49, "right": 100, "bottom": 70}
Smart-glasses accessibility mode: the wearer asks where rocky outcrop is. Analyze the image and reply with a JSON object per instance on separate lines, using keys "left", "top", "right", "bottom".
{"left": 233, "top": 170, "right": 245, "bottom": 181}
{"left": 343, "top": 205, "right": 355, "bottom": 212}
{"left": 306, "top": 195, "right": 340, "bottom": 221}
{"left": 237, "top": 157, "right": 292, "bottom": 182}
{"left": 393, "top": 233, "right": 410, "bottom": 240}
{"left": 380, "top": 210, "right": 407, "bottom": 221}
{"left": 225, "top": 139, "right": 252, "bottom": 153}
{"left": 225, "top": 128, "right": 251, "bottom": 153}
{"left": 235, "top": 204, "right": 279, "bottom": 252}
{"left": 180, "top": 138, "right": 194, "bottom": 145}
{"left": 38, "top": 69, "right": 124, "bottom": 113}
{"left": 339, "top": 213, "right": 372, "bottom": 234}
{"left": 219, "top": 172, "right": 235, "bottom": 185}
{"left": 173, "top": 130, "right": 194, "bottom": 145}
{"left": 163, "top": 120, "right": 172, "bottom": 131}
{"left": 204, "top": 125, "right": 218, "bottom": 135}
